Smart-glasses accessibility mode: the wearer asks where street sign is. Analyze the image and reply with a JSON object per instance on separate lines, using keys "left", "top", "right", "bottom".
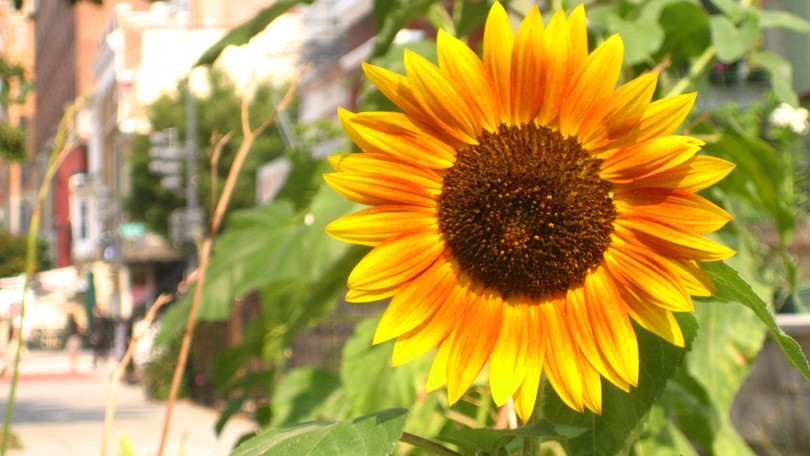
{"left": 119, "top": 222, "right": 145, "bottom": 239}
{"left": 169, "top": 207, "right": 205, "bottom": 245}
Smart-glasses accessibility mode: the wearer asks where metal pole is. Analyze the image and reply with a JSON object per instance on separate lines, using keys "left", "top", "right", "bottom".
{"left": 185, "top": 75, "right": 200, "bottom": 263}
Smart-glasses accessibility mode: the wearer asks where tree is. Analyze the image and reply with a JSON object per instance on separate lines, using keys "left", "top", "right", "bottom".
{"left": 125, "top": 68, "right": 292, "bottom": 238}
{"left": 0, "top": 231, "right": 50, "bottom": 278}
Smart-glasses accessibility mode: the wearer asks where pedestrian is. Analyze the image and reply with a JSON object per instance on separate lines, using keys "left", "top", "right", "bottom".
{"left": 64, "top": 309, "right": 84, "bottom": 372}
{"left": 90, "top": 306, "right": 111, "bottom": 368}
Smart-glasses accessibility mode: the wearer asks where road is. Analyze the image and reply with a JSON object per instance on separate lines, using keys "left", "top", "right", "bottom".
{"left": 0, "top": 349, "right": 255, "bottom": 456}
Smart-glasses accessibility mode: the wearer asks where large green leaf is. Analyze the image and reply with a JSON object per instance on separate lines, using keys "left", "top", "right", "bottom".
{"left": 442, "top": 421, "right": 585, "bottom": 456}
{"left": 269, "top": 367, "right": 348, "bottom": 427}
{"left": 156, "top": 179, "right": 361, "bottom": 344}
{"left": 749, "top": 49, "right": 799, "bottom": 107}
{"left": 606, "top": 14, "right": 664, "bottom": 65}
{"left": 709, "top": 16, "right": 759, "bottom": 63}
{"left": 230, "top": 408, "right": 408, "bottom": 456}
{"left": 195, "top": 0, "right": 315, "bottom": 67}
{"left": 656, "top": 2, "right": 711, "bottom": 65}
{"left": 541, "top": 313, "right": 698, "bottom": 456}
{"left": 702, "top": 261, "right": 810, "bottom": 382}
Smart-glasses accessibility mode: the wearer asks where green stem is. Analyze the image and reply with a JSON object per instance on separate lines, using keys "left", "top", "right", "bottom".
{"left": 399, "top": 432, "right": 462, "bottom": 456}
{"left": 522, "top": 379, "right": 547, "bottom": 456}
{"left": 1, "top": 98, "right": 84, "bottom": 456}
{"left": 664, "top": 45, "right": 717, "bottom": 98}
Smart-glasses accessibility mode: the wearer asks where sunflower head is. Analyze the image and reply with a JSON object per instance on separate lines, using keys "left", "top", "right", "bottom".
{"left": 325, "top": 2, "right": 735, "bottom": 422}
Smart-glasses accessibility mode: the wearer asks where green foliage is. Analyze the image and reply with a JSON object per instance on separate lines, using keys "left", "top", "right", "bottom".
{"left": 0, "top": 123, "right": 26, "bottom": 162}
{"left": 144, "top": 337, "right": 189, "bottom": 401}
{"left": 231, "top": 408, "right": 408, "bottom": 456}
{"left": 125, "top": 68, "right": 289, "bottom": 237}
{"left": 0, "top": 231, "right": 49, "bottom": 278}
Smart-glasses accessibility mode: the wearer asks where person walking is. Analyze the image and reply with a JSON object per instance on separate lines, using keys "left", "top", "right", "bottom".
{"left": 90, "top": 306, "right": 111, "bottom": 368}
{"left": 64, "top": 309, "right": 84, "bottom": 372}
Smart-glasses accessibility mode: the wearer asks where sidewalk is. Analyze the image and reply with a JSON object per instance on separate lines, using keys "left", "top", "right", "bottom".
{"left": 0, "top": 349, "right": 255, "bottom": 456}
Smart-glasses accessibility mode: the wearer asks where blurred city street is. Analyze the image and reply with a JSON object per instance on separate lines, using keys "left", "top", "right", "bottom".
{"left": 0, "top": 349, "right": 255, "bottom": 456}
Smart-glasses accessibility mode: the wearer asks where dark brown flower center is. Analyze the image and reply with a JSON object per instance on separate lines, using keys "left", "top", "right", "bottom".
{"left": 437, "top": 123, "right": 616, "bottom": 299}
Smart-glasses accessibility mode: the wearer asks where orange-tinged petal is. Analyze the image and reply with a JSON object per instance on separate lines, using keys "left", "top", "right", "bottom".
{"left": 558, "top": 34, "right": 624, "bottom": 137}
{"left": 535, "top": 9, "right": 572, "bottom": 125}
{"left": 580, "top": 72, "right": 659, "bottom": 150}
{"left": 361, "top": 62, "right": 467, "bottom": 148}
{"left": 615, "top": 218, "right": 736, "bottom": 261}
{"left": 615, "top": 188, "right": 733, "bottom": 234}
{"left": 489, "top": 295, "right": 534, "bottom": 406}
{"left": 565, "top": 279, "right": 631, "bottom": 391}
{"left": 326, "top": 205, "right": 437, "bottom": 247}
{"left": 511, "top": 6, "right": 546, "bottom": 124}
{"left": 600, "top": 136, "right": 703, "bottom": 183}
{"left": 613, "top": 155, "right": 736, "bottom": 193}
{"left": 338, "top": 109, "right": 456, "bottom": 169}
{"left": 665, "top": 258, "right": 716, "bottom": 297}
{"left": 405, "top": 49, "right": 480, "bottom": 143}
{"left": 373, "top": 254, "right": 456, "bottom": 344}
{"left": 323, "top": 172, "right": 437, "bottom": 208}
{"left": 483, "top": 1, "right": 514, "bottom": 121}
{"left": 566, "top": 4, "right": 588, "bottom": 70}
{"left": 542, "top": 296, "right": 584, "bottom": 413}
{"left": 328, "top": 153, "right": 442, "bottom": 194}
{"left": 446, "top": 290, "right": 503, "bottom": 404}
{"left": 622, "top": 286, "right": 685, "bottom": 347}
{"left": 584, "top": 267, "right": 639, "bottom": 387}
{"left": 392, "top": 278, "right": 472, "bottom": 366}
{"left": 437, "top": 29, "right": 502, "bottom": 132}
{"left": 344, "top": 286, "right": 398, "bottom": 303}
{"left": 604, "top": 242, "right": 694, "bottom": 312}
{"left": 347, "top": 229, "right": 444, "bottom": 291}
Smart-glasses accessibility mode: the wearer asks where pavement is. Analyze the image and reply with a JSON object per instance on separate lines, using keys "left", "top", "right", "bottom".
{"left": 0, "top": 349, "right": 256, "bottom": 456}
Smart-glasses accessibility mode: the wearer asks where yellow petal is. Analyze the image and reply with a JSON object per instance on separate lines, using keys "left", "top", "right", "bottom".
{"left": 326, "top": 205, "right": 437, "bottom": 247}
{"left": 665, "top": 258, "right": 716, "bottom": 297}
{"left": 613, "top": 155, "right": 736, "bottom": 193}
{"left": 373, "top": 255, "right": 457, "bottom": 344}
{"left": 338, "top": 109, "right": 456, "bottom": 169}
{"left": 446, "top": 290, "right": 503, "bottom": 404}
{"left": 323, "top": 172, "right": 437, "bottom": 208}
{"left": 584, "top": 267, "right": 639, "bottom": 387}
{"left": 489, "top": 295, "right": 534, "bottom": 406}
{"left": 622, "top": 286, "right": 685, "bottom": 347}
{"left": 404, "top": 49, "right": 480, "bottom": 143}
{"left": 347, "top": 228, "right": 444, "bottom": 291}
{"left": 510, "top": 6, "right": 546, "bottom": 124}
{"left": 361, "top": 62, "right": 467, "bottom": 148}
{"left": 437, "top": 29, "right": 502, "bottom": 132}
{"left": 615, "top": 188, "right": 733, "bottom": 234}
{"left": 483, "top": 1, "right": 514, "bottom": 121}
{"left": 328, "top": 153, "right": 442, "bottom": 195}
{"left": 558, "top": 34, "right": 624, "bottom": 137}
{"left": 512, "top": 305, "right": 545, "bottom": 423}
{"left": 580, "top": 72, "right": 659, "bottom": 150}
{"left": 614, "top": 218, "right": 736, "bottom": 262}
{"left": 392, "top": 279, "right": 472, "bottom": 366}
{"left": 581, "top": 359, "right": 603, "bottom": 415}
{"left": 566, "top": 4, "right": 588, "bottom": 70}
{"left": 344, "top": 286, "right": 398, "bottom": 303}
{"left": 604, "top": 242, "right": 694, "bottom": 313}
{"left": 427, "top": 335, "right": 453, "bottom": 391}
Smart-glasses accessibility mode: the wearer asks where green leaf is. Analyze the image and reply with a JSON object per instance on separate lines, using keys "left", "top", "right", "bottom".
{"left": 442, "top": 421, "right": 586, "bottom": 456}
{"left": 195, "top": 0, "right": 315, "bottom": 67}
{"left": 702, "top": 261, "right": 810, "bottom": 383}
{"left": 755, "top": 9, "right": 810, "bottom": 32}
{"left": 607, "top": 15, "right": 664, "bottom": 65}
{"left": 270, "top": 367, "right": 347, "bottom": 427}
{"left": 230, "top": 408, "right": 409, "bottom": 456}
{"left": 541, "top": 313, "right": 698, "bottom": 456}
{"left": 750, "top": 49, "right": 799, "bottom": 107}
{"left": 456, "top": 0, "right": 497, "bottom": 39}
{"left": 657, "top": 2, "right": 711, "bottom": 64}
{"left": 372, "top": 0, "right": 438, "bottom": 59}
{"left": 710, "top": 16, "right": 759, "bottom": 63}
{"left": 340, "top": 317, "right": 432, "bottom": 416}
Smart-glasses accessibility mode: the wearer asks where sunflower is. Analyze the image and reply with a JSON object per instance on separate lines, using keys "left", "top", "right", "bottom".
{"left": 324, "top": 2, "right": 735, "bottom": 421}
